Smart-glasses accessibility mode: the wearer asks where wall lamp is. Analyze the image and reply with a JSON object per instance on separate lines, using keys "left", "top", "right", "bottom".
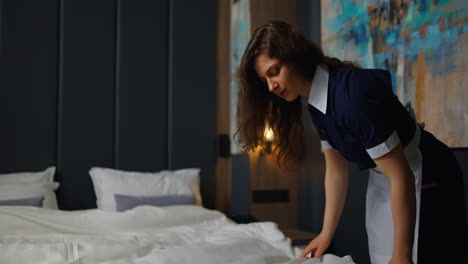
{"left": 263, "top": 126, "right": 274, "bottom": 154}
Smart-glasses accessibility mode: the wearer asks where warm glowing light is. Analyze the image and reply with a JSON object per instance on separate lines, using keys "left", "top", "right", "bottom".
{"left": 264, "top": 126, "right": 274, "bottom": 141}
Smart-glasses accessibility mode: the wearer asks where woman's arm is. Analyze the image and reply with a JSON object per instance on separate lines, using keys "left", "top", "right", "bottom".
{"left": 373, "top": 144, "right": 416, "bottom": 263}
{"left": 300, "top": 149, "right": 349, "bottom": 258}
{"left": 322, "top": 149, "right": 349, "bottom": 239}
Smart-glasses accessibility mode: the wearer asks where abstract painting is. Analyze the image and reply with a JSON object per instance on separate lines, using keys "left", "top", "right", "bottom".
{"left": 321, "top": 0, "right": 467, "bottom": 147}
{"left": 231, "top": 0, "right": 251, "bottom": 154}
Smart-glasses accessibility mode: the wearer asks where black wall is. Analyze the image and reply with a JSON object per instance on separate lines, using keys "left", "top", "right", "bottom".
{"left": 0, "top": 0, "right": 217, "bottom": 210}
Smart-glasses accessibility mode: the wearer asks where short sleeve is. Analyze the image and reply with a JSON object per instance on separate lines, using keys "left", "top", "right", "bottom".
{"left": 312, "top": 117, "right": 334, "bottom": 152}
{"left": 347, "top": 69, "right": 400, "bottom": 159}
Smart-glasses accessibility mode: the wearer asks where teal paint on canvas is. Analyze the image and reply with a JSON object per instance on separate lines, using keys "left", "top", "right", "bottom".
{"left": 231, "top": 0, "right": 251, "bottom": 154}
{"left": 321, "top": 0, "right": 468, "bottom": 147}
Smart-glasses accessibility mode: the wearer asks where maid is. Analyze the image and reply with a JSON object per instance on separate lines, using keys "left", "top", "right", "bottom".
{"left": 235, "top": 21, "right": 465, "bottom": 264}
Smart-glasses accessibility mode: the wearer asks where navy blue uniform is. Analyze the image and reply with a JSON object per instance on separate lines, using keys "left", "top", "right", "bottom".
{"left": 306, "top": 66, "right": 465, "bottom": 263}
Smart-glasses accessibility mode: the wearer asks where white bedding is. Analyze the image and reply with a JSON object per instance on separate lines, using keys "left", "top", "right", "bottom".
{"left": 0, "top": 205, "right": 354, "bottom": 264}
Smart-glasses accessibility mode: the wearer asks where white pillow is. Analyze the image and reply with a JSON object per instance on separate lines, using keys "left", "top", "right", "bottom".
{"left": 0, "top": 166, "right": 56, "bottom": 184}
{"left": 89, "top": 167, "right": 202, "bottom": 211}
{"left": 0, "top": 182, "right": 59, "bottom": 209}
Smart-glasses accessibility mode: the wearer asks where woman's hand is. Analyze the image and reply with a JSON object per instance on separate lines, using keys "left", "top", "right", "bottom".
{"left": 299, "top": 232, "right": 332, "bottom": 259}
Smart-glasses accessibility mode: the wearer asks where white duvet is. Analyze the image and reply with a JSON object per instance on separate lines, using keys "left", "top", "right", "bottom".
{"left": 0, "top": 205, "right": 354, "bottom": 264}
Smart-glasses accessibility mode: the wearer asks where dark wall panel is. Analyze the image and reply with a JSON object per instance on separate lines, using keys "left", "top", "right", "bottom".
{"left": 170, "top": 0, "right": 217, "bottom": 209}
{"left": 296, "top": 0, "right": 320, "bottom": 44}
{"left": 0, "top": 0, "right": 59, "bottom": 172}
{"left": 0, "top": 0, "right": 217, "bottom": 210}
{"left": 115, "top": 0, "right": 169, "bottom": 172}
{"left": 57, "top": 0, "right": 116, "bottom": 209}
{"left": 0, "top": 0, "right": 4, "bottom": 109}
{"left": 0, "top": 0, "right": 5, "bottom": 151}
{"left": 231, "top": 154, "right": 250, "bottom": 216}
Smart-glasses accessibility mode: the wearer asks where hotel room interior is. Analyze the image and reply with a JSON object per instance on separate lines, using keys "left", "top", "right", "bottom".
{"left": 0, "top": 0, "right": 466, "bottom": 263}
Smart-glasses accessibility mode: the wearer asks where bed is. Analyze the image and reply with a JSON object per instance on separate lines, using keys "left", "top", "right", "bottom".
{"left": 0, "top": 205, "right": 355, "bottom": 264}
{"left": 0, "top": 167, "right": 355, "bottom": 264}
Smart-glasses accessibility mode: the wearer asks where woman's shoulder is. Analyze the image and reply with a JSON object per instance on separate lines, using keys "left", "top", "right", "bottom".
{"left": 331, "top": 67, "right": 390, "bottom": 83}
{"left": 331, "top": 67, "right": 393, "bottom": 109}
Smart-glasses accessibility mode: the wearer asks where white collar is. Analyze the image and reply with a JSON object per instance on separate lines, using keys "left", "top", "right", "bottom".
{"left": 307, "top": 65, "right": 329, "bottom": 114}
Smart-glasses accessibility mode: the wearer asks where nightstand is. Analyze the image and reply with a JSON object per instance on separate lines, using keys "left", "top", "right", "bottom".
{"left": 280, "top": 228, "right": 317, "bottom": 247}
{"left": 230, "top": 214, "right": 258, "bottom": 224}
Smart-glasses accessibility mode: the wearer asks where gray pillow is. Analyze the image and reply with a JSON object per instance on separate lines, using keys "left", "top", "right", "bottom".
{"left": 0, "top": 196, "right": 45, "bottom": 207}
{"left": 114, "top": 194, "right": 194, "bottom": 212}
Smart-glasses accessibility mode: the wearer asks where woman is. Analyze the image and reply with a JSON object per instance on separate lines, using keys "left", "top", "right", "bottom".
{"left": 236, "top": 21, "right": 465, "bottom": 264}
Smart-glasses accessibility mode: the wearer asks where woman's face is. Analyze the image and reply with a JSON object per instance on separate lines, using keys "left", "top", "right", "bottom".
{"left": 254, "top": 53, "right": 311, "bottom": 102}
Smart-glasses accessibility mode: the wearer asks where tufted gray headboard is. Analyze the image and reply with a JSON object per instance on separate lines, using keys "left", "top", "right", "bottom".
{"left": 0, "top": 0, "right": 217, "bottom": 210}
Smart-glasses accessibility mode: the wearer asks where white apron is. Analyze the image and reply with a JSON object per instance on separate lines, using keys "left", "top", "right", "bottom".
{"left": 366, "top": 123, "right": 422, "bottom": 264}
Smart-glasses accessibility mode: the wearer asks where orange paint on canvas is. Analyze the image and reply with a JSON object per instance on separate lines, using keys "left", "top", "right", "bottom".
{"left": 437, "top": 17, "right": 446, "bottom": 31}
{"left": 418, "top": 23, "right": 429, "bottom": 38}
{"left": 414, "top": 53, "right": 426, "bottom": 122}
{"left": 450, "top": 19, "right": 460, "bottom": 27}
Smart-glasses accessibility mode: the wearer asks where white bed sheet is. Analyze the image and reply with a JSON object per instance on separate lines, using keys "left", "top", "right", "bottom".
{"left": 0, "top": 205, "right": 354, "bottom": 264}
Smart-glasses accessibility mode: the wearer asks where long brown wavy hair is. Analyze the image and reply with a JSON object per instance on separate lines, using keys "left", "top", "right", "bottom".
{"left": 235, "top": 21, "right": 360, "bottom": 169}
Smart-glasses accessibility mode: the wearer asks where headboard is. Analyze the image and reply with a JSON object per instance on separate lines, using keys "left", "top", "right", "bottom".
{"left": 0, "top": 0, "right": 217, "bottom": 210}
